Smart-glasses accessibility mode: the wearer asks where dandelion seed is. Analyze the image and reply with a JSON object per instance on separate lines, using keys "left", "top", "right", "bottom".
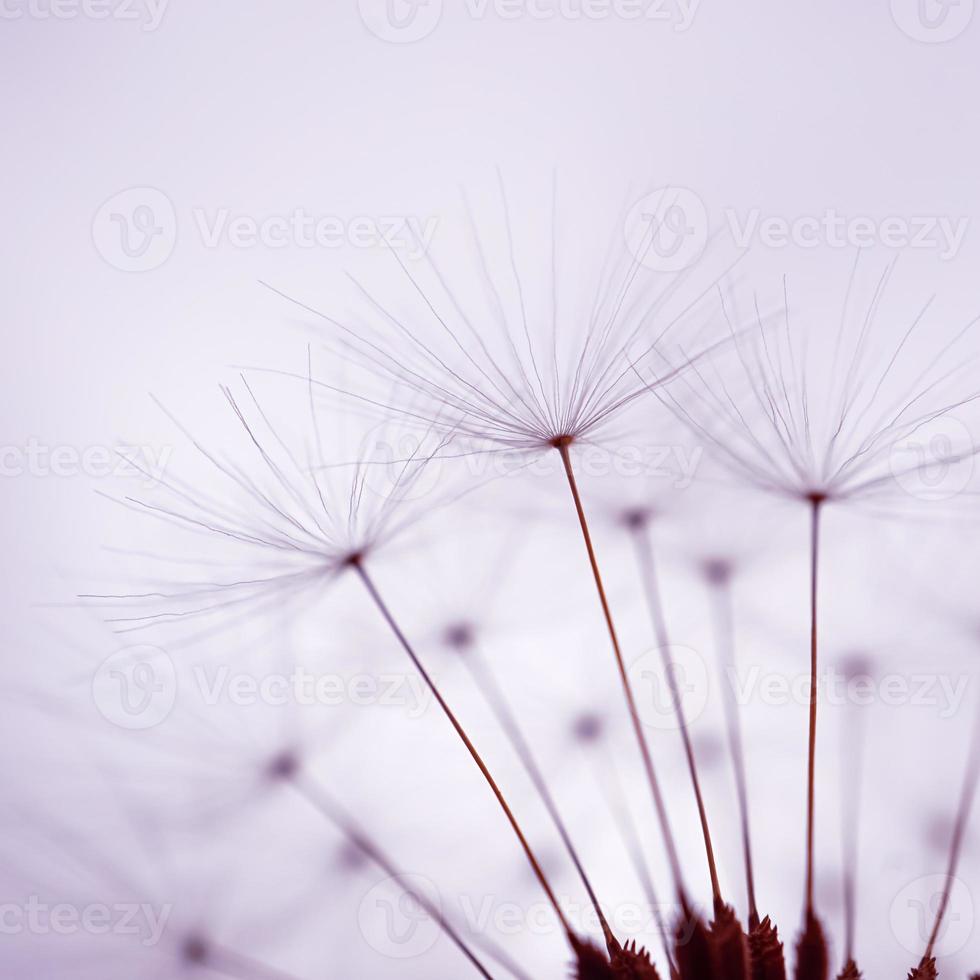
{"left": 258, "top": 196, "right": 741, "bottom": 923}
{"left": 88, "top": 374, "right": 596, "bottom": 957}
{"left": 624, "top": 506, "right": 726, "bottom": 912}
{"left": 645, "top": 262, "right": 980, "bottom": 950}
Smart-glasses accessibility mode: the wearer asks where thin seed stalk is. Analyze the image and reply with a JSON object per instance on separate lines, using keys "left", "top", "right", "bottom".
{"left": 349, "top": 558, "right": 577, "bottom": 947}
{"left": 630, "top": 519, "right": 721, "bottom": 907}
{"left": 805, "top": 499, "right": 822, "bottom": 920}
{"left": 707, "top": 568, "right": 759, "bottom": 929}
{"left": 555, "top": 441, "right": 687, "bottom": 905}
{"left": 459, "top": 639, "right": 617, "bottom": 949}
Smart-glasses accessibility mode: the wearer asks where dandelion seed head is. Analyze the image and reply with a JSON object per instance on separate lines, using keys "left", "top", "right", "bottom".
{"left": 652, "top": 261, "right": 980, "bottom": 513}
{"left": 263, "top": 185, "right": 739, "bottom": 476}
{"left": 88, "top": 370, "right": 456, "bottom": 639}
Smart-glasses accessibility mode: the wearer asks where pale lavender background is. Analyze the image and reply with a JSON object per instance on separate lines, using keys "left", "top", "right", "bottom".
{"left": 3, "top": 2, "right": 980, "bottom": 977}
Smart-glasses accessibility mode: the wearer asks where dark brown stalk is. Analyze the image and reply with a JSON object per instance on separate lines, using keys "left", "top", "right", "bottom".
{"left": 572, "top": 938, "right": 664, "bottom": 979}
{"left": 628, "top": 515, "right": 721, "bottom": 908}
{"left": 291, "top": 774, "right": 511, "bottom": 980}
{"left": 706, "top": 562, "right": 760, "bottom": 930}
{"left": 748, "top": 917, "right": 787, "bottom": 980}
{"left": 709, "top": 901, "right": 749, "bottom": 980}
{"left": 574, "top": 938, "right": 620, "bottom": 979}
{"left": 794, "top": 912, "right": 829, "bottom": 980}
{"left": 906, "top": 960, "right": 937, "bottom": 980}
{"left": 792, "top": 500, "right": 830, "bottom": 979}
{"left": 455, "top": 634, "right": 618, "bottom": 949}
{"left": 804, "top": 496, "right": 823, "bottom": 924}
{"left": 673, "top": 909, "right": 714, "bottom": 980}
{"left": 350, "top": 558, "right": 577, "bottom": 949}
{"left": 555, "top": 440, "right": 686, "bottom": 904}
{"left": 613, "top": 940, "right": 665, "bottom": 978}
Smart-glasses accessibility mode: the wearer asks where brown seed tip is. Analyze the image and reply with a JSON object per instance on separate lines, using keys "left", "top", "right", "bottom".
{"left": 550, "top": 434, "right": 576, "bottom": 449}
{"left": 794, "top": 914, "right": 829, "bottom": 980}
{"left": 571, "top": 937, "right": 614, "bottom": 979}
{"left": 611, "top": 939, "right": 662, "bottom": 979}
{"left": 674, "top": 907, "right": 714, "bottom": 980}
{"left": 748, "top": 916, "right": 786, "bottom": 980}
{"left": 836, "top": 960, "right": 863, "bottom": 980}
{"left": 709, "top": 902, "right": 748, "bottom": 980}
{"left": 342, "top": 550, "right": 364, "bottom": 568}
{"left": 907, "top": 958, "right": 937, "bottom": 980}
